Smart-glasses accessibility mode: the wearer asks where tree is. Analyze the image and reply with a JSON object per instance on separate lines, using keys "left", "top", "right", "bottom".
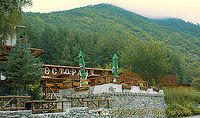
{"left": 0, "top": 0, "right": 32, "bottom": 48}
{"left": 120, "top": 40, "right": 172, "bottom": 86}
{"left": 40, "top": 24, "right": 60, "bottom": 64}
{"left": 58, "top": 41, "right": 72, "bottom": 66}
{"left": 3, "top": 41, "right": 42, "bottom": 97}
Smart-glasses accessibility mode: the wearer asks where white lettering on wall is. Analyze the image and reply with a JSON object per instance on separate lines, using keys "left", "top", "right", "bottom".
{"left": 44, "top": 67, "right": 50, "bottom": 75}
{"left": 71, "top": 69, "right": 76, "bottom": 76}
{"left": 59, "top": 68, "right": 64, "bottom": 75}
{"left": 52, "top": 68, "right": 57, "bottom": 75}
{"left": 90, "top": 70, "right": 95, "bottom": 76}
{"left": 43, "top": 67, "right": 100, "bottom": 76}
{"left": 77, "top": 70, "right": 81, "bottom": 76}
{"left": 64, "top": 69, "right": 70, "bottom": 74}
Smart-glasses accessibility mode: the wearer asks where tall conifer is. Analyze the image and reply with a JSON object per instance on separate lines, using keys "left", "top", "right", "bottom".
{"left": 4, "top": 41, "right": 42, "bottom": 96}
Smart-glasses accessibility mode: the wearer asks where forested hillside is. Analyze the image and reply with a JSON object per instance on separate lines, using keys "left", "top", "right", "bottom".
{"left": 22, "top": 4, "right": 199, "bottom": 84}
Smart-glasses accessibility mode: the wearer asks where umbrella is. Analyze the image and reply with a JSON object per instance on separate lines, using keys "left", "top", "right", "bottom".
{"left": 78, "top": 51, "right": 87, "bottom": 87}
{"left": 112, "top": 54, "right": 119, "bottom": 82}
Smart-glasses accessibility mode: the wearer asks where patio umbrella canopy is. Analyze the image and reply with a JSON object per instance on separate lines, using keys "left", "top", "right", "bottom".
{"left": 78, "top": 51, "right": 87, "bottom": 86}
{"left": 112, "top": 54, "right": 119, "bottom": 82}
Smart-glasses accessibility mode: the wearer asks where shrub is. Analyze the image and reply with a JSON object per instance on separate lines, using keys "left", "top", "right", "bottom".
{"left": 167, "top": 103, "right": 192, "bottom": 117}
{"left": 192, "top": 78, "right": 200, "bottom": 91}
{"left": 193, "top": 108, "right": 200, "bottom": 115}
{"left": 164, "top": 87, "right": 200, "bottom": 117}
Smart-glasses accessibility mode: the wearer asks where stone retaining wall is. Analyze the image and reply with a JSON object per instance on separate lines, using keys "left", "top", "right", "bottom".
{"left": 32, "top": 107, "right": 100, "bottom": 118}
{"left": 68, "top": 92, "right": 167, "bottom": 118}
{"left": 0, "top": 85, "right": 167, "bottom": 118}
{"left": 0, "top": 92, "right": 166, "bottom": 118}
{"left": 0, "top": 110, "right": 32, "bottom": 118}
{"left": 100, "top": 92, "right": 166, "bottom": 117}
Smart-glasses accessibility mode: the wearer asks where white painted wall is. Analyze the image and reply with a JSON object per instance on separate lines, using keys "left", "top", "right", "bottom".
{"left": 6, "top": 30, "right": 17, "bottom": 46}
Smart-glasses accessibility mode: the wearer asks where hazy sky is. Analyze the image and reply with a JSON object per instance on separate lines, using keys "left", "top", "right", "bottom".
{"left": 23, "top": 0, "right": 200, "bottom": 24}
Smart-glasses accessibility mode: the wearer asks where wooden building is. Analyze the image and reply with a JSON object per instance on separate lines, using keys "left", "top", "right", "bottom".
{"left": 41, "top": 64, "right": 113, "bottom": 97}
{"left": 0, "top": 25, "right": 45, "bottom": 63}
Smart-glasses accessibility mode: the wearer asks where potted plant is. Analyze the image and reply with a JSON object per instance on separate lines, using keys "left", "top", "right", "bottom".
{"left": 139, "top": 83, "right": 147, "bottom": 91}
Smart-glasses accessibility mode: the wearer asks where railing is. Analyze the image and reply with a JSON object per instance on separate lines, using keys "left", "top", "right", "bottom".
{"left": 26, "top": 100, "right": 73, "bottom": 114}
{"left": 66, "top": 96, "right": 110, "bottom": 109}
{"left": 85, "top": 99, "right": 109, "bottom": 109}
{"left": 66, "top": 96, "right": 85, "bottom": 107}
{"left": 0, "top": 96, "right": 110, "bottom": 114}
{"left": 0, "top": 96, "right": 30, "bottom": 111}
{"left": 44, "top": 86, "right": 58, "bottom": 100}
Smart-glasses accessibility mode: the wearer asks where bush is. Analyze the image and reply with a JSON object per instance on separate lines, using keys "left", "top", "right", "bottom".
{"left": 167, "top": 103, "right": 192, "bottom": 117}
{"left": 193, "top": 108, "right": 200, "bottom": 115}
{"left": 28, "top": 85, "right": 42, "bottom": 100}
{"left": 164, "top": 87, "right": 200, "bottom": 117}
{"left": 192, "top": 78, "right": 200, "bottom": 91}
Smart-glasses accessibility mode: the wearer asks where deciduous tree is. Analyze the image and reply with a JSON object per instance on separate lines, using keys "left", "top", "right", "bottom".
{"left": 120, "top": 40, "right": 172, "bottom": 86}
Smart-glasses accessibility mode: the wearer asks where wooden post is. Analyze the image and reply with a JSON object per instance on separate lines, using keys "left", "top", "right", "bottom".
{"left": 15, "top": 97, "right": 17, "bottom": 108}
{"left": 45, "top": 80, "right": 47, "bottom": 99}
{"left": 55, "top": 84, "right": 58, "bottom": 93}
{"left": 72, "top": 81, "right": 74, "bottom": 89}
{"left": 71, "top": 100, "right": 73, "bottom": 108}
{"left": 98, "top": 100, "right": 100, "bottom": 107}
{"left": 1, "top": 98, "right": 3, "bottom": 111}
{"left": 98, "top": 111, "right": 101, "bottom": 117}
{"left": 87, "top": 101, "right": 89, "bottom": 108}
{"left": 24, "top": 98, "right": 26, "bottom": 110}
{"left": 48, "top": 102, "right": 50, "bottom": 109}
{"left": 91, "top": 79, "right": 95, "bottom": 86}
{"left": 107, "top": 99, "right": 109, "bottom": 108}
{"left": 62, "top": 102, "right": 64, "bottom": 112}
{"left": 31, "top": 103, "right": 33, "bottom": 113}
{"left": 81, "top": 98, "right": 84, "bottom": 107}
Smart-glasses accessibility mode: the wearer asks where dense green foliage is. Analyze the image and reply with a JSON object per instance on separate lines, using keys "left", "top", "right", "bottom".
{"left": 120, "top": 40, "right": 171, "bottom": 85}
{"left": 0, "top": 0, "right": 31, "bottom": 48}
{"left": 22, "top": 4, "right": 199, "bottom": 84}
{"left": 164, "top": 87, "right": 200, "bottom": 117}
{"left": 2, "top": 41, "right": 42, "bottom": 98}
{"left": 192, "top": 78, "right": 200, "bottom": 91}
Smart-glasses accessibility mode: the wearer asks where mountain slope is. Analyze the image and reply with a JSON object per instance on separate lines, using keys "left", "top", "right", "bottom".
{"left": 153, "top": 18, "right": 200, "bottom": 38}
{"left": 22, "top": 4, "right": 199, "bottom": 83}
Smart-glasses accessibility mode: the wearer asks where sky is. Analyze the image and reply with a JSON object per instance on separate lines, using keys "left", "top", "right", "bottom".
{"left": 23, "top": 0, "right": 200, "bottom": 24}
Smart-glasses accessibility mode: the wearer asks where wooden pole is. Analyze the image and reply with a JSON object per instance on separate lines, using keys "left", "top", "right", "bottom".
{"left": 31, "top": 103, "right": 33, "bottom": 113}
{"left": 98, "top": 100, "right": 100, "bottom": 107}
{"left": 107, "top": 99, "right": 109, "bottom": 108}
{"left": 45, "top": 80, "right": 47, "bottom": 99}
{"left": 71, "top": 100, "right": 73, "bottom": 108}
{"left": 62, "top": 102, "right": 64, "bottom": 112}
{"left": 15, "top": 97, "right": 17, "bottom": 108}
{"left": 1, "top": 98, "right": 3, "bottom": 111}
{"left": 87, "top": 101, "right": 89, "bottom": 108}
{"left": 24, "top": 98, "right": 26, "bottom": 110}
{"left": 81, "top": 98, "right": 84, "bottom": 107}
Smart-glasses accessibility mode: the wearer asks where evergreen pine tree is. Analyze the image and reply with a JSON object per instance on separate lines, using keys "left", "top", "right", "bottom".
{"left": 3, "top": 41, "right": 42, "bottom": 97}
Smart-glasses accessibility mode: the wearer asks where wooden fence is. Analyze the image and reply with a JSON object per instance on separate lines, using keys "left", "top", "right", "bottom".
{"left": 26, "top": 100, "right": 72, "bottom": 114}
{"left": 66, "top": 96, "right": 110, "bottom": 109}
{"left": 0, "top": 96, "right": 30, "bottom": 111}
{"left": 0, "top": 96, "right": 110, "bottom": 113}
